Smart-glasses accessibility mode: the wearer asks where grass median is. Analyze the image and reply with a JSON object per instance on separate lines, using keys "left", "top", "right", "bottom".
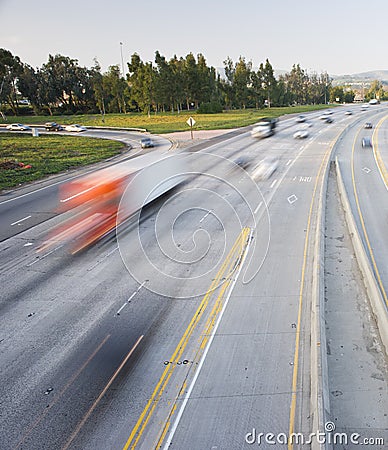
{"left": 0, "top": 133, "right": 124, "bottom": 191}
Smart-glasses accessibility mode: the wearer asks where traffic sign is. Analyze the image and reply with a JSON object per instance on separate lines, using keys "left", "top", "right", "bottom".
{"left": 186, "top": 117, "right": 196, "bottom": 127}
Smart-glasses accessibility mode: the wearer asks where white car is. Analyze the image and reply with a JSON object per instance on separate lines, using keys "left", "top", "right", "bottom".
{"left": 345, "top": 110, "right": 352, "bottom": 115}
{"left": 296, "top": 115, "right": 306, "bottom": 123}
{"left": 6, "top": 123, "right": 32, "bottom": 131}
{"left": 293, "top": 129, "right": 309, "bottom": 139}
{"left": 65, "top": 124, "right": 87, "bottom": 132}
{"left": 252, "top": 157, "right": 279, "bottom": 181}
{"left": 319, "top": 114, "right": 329, "bottom": 120}
{"left": 140, "top": 137, "right": 154, "bottom": 148}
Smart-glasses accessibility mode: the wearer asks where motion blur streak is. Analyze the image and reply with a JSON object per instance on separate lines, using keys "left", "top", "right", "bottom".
{"left": 38, "top": 152, "right": 187, "bottom": 254}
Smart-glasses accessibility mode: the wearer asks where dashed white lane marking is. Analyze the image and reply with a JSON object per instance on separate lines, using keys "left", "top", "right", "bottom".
{"left": 116, "top": 281, "right": 147, "bottom": 316}
{"left": 11, "top": 215, "right": 31, "bottom": 226}
{"left": 270, "top": 179, "right": 277, "bottom": 189}
{"left": 87, "top": 246, "right": 119, "bottom": 271}
{"left": 27, "top": 246, "right": 63, "bottom": 266}
{"left": 254, "top": 201, "right": 263, "bottom": 214}
{"left": 286, "top": 159, "right": 293, "bottom": 166}
{"left": 199, "top": 211, "right": 212, "bottom": 223}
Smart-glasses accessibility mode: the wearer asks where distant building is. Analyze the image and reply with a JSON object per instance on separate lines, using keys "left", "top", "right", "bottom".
{"left": 354, "top": 93, "right": 364, "bottom": 102}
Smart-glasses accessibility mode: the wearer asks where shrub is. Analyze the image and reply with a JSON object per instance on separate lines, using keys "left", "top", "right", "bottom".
{"left": 197, "top": 101, "right": 223, "bottom": 114}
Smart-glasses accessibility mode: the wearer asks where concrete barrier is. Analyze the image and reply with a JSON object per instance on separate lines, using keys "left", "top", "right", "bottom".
{"left": 335, "top": 157, "right": 388, "bottom": 354}
{"left": 310, "top": 155, "right": 333, "bottom": 450}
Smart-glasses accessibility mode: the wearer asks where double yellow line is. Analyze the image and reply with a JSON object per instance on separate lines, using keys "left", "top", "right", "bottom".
{"left": 123, "top": 227, "right": 251, "bottom": 450}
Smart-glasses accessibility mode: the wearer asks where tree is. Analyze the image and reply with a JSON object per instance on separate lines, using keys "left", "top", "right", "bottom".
{"left": 90, "top": 59, "right": 106, "bottom": 117}
{"left": 17, "top": 65, "right": 42, "bottom": 113}
{"left": 0, "top": 48, "right": 23, "bottom": 114}
{"left": 260, "top": 59, "right": 277, "bottom": 108}
{"left": 330, "top": 86, "right": 344, "bottom": 103}
{"left": 343, "top": 89, "right": 355, "bottom": 103}
{"left": 233, "top": 57, "right": 252, "bottom": 109}
{"left": 365, "top": 80, "right": 384, "bottom": 101}
{"left": 128, "top": 53, "right": 155, "bottom": 115}
{"left": 284, "top": 64, "right": 308, "bottom": 104}
{"left": 103, "top": 65, "right": 127, "bottom": 113}
{"left": 221, "top": 56, "right": 236, "bottom": 109}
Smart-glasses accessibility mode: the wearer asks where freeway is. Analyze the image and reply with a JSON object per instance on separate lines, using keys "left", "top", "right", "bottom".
{"left": 0, "top": 129, "right": 171, "bottom": 242}
{"left": 335, "top": 107, "right": 388, "bottom": 307}
{"left": 0, "top": 106, "right": 386, "bottom": 450}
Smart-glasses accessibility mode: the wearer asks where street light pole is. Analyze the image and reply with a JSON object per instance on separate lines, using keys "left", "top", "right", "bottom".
{"left": 120, "top": 42, "right": 125, "bottom": 78}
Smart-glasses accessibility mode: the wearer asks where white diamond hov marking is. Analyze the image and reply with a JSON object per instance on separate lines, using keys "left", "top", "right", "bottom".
{"left": 287, "top": 194, "right": 298, "bottom": 204}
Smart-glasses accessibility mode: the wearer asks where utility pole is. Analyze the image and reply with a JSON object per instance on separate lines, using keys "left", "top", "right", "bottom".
{"left": 120, "top": 42, "right": 125, "bottom": 78}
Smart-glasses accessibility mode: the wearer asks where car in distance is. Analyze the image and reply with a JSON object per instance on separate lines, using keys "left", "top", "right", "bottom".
{"left": 293, "top": 129, "right": 309, "bottom": 139}
{"left": 252, "top": 157, "right": 279, "bottom": 181}
{"left": 64, "top": 124, "right": 87, "bottom": 132}
{"left": 251, "top": 118, "right": 278, "bottom": 139}
{"left": 325, "top": 117, "right": 333, "bottom": 123}
{"left": 296, "top": 115, "right": 306, "bottom": 123}
{"left": 45, "top": 122, "right": 63, "bottom": 131}
{"left": 345, "top": 110, "right": 352, "bottom": 115}
{"left": 362, "top": 137, "right": 372, "bottom": 148}
{"left": 6, "top": 123, "right": 32, "bottom": 131}
{"left": 233, "top": 156, "right": 251, "bottom": 170}
{"left": 364, "top": 122, "right": 373, "bottom": 129}
{"left": 140, "top": 137, "right": 154, "bottom": 148}
{"left": 319, "top": 114, "right": 329, "bottom": 120}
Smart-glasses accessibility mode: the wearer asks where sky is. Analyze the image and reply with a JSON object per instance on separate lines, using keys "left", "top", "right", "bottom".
{"left": 1, "top": 0, "right": 388, "bottom": 76}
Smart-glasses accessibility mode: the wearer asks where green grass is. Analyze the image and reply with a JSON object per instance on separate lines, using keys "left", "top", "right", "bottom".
{"left": 0, "top": 133, "right": 124, "bottom": 190}
{"left": 1, "top": 105, "right": 335, "bottom": 134}
{"left": 0, "top": 105, "right": 336, "bottom": 190}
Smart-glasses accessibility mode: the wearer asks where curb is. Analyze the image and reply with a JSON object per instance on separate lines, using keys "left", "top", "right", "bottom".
{"left": 335, "top": 157, "right": 388, "bottom": 354}
{"left": 310, "top": 155, "right": 333, "bottom": 450}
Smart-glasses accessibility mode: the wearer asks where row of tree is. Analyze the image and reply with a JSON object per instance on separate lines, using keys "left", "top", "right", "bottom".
{"left": 0, "top": 47, "right": 378, "bottom": 116}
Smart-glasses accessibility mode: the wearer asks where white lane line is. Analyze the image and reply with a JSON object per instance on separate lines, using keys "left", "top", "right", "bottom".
{"left": 286, "top": 159, "right": 293, "bottom": 166}
{"left": 27, "top": 245, "right": 63, "bottom": 266}
{"left": 87, "top": 245, "right": 119, "bottom": 271}
{"left": 11, "top": 215, "right": 31, "bottom": 226}
{"left": 270, "top": 179, "right": 277, "bottom": 189}
{"left": 116, "top": 281, "right": 147, "bottom": 316}
{"left": 254, "top": 201, "right": 263, "bottom": 214}
{"left": 199, "top": 210, "right": 212, "bottom": 223}
{"left": 60, "top": 186, "right": 95, "bottom": 203}
{"left": 162, "top": 229, "right": 254, "bottom": 450}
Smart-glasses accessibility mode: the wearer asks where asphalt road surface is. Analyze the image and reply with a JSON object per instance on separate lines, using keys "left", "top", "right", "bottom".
{"left": 1, "top": 106, "right": 387, "bottom": 450}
